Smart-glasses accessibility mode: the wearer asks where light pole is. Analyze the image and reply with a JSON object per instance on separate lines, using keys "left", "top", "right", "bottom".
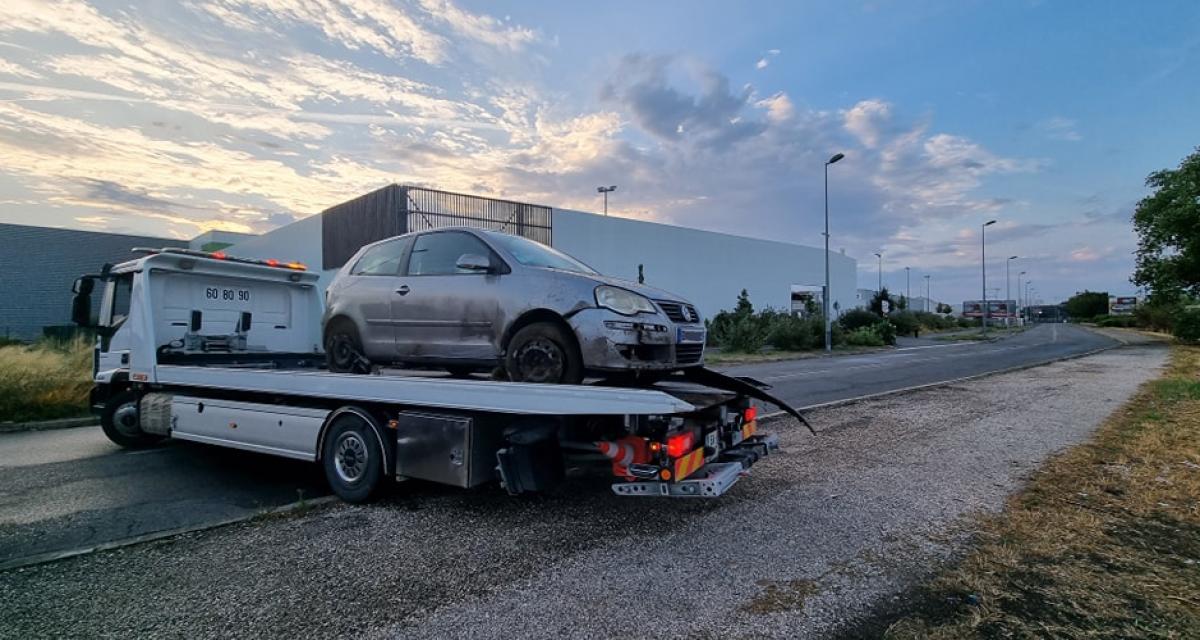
{"left": 597, "top": 185, "right": 617, "bottom": 216}
{"left": 905, "top": 266, "right": 910, "bottom": 309}
{"left": 924, "top": 274, "right": 931, "bottom": 312}
{"left": 981, "top": 219, "right": 996, "bottom": 334}
{"left": 1006, "top": 255, "right": 1018, "bottom": 329}
{"left": 874, "top": 251, "right": 883, "bottom": 292}
{"left": 1018, "top": 270, "right": 1026, "bottom": 311}
{"left": 823, "top": 152, "right": 844, "bottom": 353}
{"left": 1025, "top": 280, "right": 1032, "bottom": 319}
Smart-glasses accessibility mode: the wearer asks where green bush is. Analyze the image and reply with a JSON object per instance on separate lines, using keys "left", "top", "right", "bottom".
{"left": 875, "top": 320, "right": 897, "bottom": 345}
{"left": 840, "top": 308, "right": 879, "bottom": 331}
{"left": 1095, "top": 315, "right": 1138, "bottom": 328}
{"left": 845, "top": 326, "right": 884, "bottom": 347}
{"left": 1174, "top": 309, "right": 1200, "bottom": 344}
{"left": 889, "top": 310, "right": 920, "bottom": 337}
{"left": 723, "top": 314, "right": 768, "bottom": 352}
{"left": 766, "top": 314, "right": 816, "bottom": 351}
{"left": 1135, "top": 300, "right": 1180, "bottom": 332}
{"left": 958, "top": 317, "right": 976, "bottom": 329}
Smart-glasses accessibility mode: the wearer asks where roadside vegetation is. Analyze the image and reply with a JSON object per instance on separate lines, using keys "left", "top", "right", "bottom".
{"left": 705, "top": 289, "right": 967, "bottom": 359}
{"left": 873, "top": 344, "right": 1200, "bottom": 638}
{"left": 0, "top": 337, "right": 93, "bottom": 423}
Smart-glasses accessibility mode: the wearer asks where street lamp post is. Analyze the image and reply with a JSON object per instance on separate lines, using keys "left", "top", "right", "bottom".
{"left": 924, "top": 274, "right": 931, "bottom": 312}
{"left": 823, "top": 152, "right": 844, "bottom": 353}
{"left": 1018, "top": 270, "right": 1027, "bottom": 311}
{"left": 981, "top": 219, "right": 996, "bottom": 334}
{"left": 874, "top": 251, "right": 883, "bottom": 292}
{"left": 905, "top": 266, "right": 910, "bottom": 309}
{"left": 597, "top": 185, "right": 617, "bottom": 216}
{"left": 1006, "top": 255, "right": 1018, "bottom": 329}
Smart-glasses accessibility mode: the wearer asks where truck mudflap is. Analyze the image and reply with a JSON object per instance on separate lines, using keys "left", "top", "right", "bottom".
{"left": 611, "top": 433, "right": 779, "bottom": 498}
{"left": 680, "top": 367, "right": 815, "bottom": 435}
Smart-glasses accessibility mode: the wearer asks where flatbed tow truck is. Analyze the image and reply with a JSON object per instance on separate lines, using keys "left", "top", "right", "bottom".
{"left": 70, "top": 248, "right": 808, "bottom": 503}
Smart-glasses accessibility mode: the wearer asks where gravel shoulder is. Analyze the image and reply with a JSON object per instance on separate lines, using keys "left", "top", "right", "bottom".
{"left": 0, "top": 344, "right": 1167, "bottom": 639}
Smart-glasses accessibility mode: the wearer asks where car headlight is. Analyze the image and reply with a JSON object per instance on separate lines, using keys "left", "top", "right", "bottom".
{"left": 595, "top": 285, "right": 657, "bottom": 316}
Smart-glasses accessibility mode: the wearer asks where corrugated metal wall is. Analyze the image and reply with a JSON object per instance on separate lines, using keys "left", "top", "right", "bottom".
{"left": 0, "top": 223, "right": 185, "bottom": 340}
{"left": 319, "top": 185, "right": 553, "bottom": 270}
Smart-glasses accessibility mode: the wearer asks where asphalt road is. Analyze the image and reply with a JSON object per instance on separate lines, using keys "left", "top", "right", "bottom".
{"left": 0, "top": 323, "right": 1116, "bottom": 568}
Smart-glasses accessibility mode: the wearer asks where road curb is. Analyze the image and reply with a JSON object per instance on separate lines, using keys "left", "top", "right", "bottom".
{"left": 759, "top": 336, "right": 1126, "bottom": 427}
{"left": 0, "top": 417, "right": 95, "bottom": 434}
{"left": 0, "top": 495, "right": 339, "bottom": 572}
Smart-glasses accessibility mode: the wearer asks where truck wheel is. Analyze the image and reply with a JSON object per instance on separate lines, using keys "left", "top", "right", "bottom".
{"left": 100, "top": 390, "right": 163, "bottom": 449}
{"left": 505, "top": 322, "right": 583, "bottom": 384}
{"left": 322, "top": 413, "right": 385, "bottom": 503}
{"left": 325, "top": 321, "right": 365, "bottom": 373}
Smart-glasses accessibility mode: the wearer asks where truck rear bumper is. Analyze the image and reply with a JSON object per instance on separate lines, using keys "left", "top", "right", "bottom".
{"left": 610, "top": 433, "right": 779, "bottom": 498}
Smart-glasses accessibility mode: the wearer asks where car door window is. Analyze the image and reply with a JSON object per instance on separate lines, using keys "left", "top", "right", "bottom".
{"left": 351, "top": 239, "right": 408, "bottom": 276}
{"left": 407, "top": 232, "right": 493, "bottom": 276}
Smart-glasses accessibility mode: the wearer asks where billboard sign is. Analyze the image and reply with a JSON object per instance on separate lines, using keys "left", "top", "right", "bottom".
{"left": 1109, "top": 296, "right": 1138, "bottom": 315}
{"left": 962, "top": 300, "right": 1017, "bottom": 318}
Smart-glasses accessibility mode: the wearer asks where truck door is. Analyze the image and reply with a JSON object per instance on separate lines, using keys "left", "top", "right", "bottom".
{"left": 393, "top": 231, "right": 503, "bottom": 363}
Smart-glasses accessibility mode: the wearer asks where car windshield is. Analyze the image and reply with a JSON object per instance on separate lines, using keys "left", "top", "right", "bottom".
{"left": 488, "top": 233, "right": 597, "bottom": 274}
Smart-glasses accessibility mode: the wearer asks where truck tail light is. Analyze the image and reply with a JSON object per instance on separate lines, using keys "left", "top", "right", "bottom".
{"left": 744, "top": 406, "right": 757, "bottom": 423}
{"left": 665, "top": 431, "right": 696, "bottom": 458}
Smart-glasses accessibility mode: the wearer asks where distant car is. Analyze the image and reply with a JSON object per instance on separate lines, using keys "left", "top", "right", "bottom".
{"left": 322, "top": 227, "right": 706, "bottom": 383}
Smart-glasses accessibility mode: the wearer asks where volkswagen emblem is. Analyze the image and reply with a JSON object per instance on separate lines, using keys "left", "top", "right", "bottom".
{"left": 681, "top": 307, "right": 693, "bottom": 322}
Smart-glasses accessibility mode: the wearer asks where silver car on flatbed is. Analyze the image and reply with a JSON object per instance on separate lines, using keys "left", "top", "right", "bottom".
{"left": 322, "top": 227, "right": 706, "bottom": 383}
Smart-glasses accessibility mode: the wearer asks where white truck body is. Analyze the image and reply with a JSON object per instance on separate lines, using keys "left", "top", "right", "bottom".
{"left": 77, "top": 248, "right": 780, "bottom": 502}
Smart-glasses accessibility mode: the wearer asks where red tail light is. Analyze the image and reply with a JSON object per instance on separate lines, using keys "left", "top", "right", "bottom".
{"left": 265, "top": 258, "right": 279, "bottom": 267}
{"left": 744, "top": 406, "right": 757, "bottom": 422}
{"left": 665, "top": 431, "right": 696, "bottom": 458}
{"left": 211, "top": 251, "right": 227, "bottom": 259}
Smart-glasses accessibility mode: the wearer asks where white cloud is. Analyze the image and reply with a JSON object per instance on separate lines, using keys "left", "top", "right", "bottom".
{"left": 755, "top": 92, "right": 794, "bottom": 122}
{"left": 756, "top": 58, "right": 769, "bottom": 69}
{"left": 843, "top": 99, "right": 891, "bottom": 148}
{"left": 1038, "top": 116, "right": 1081, "bottom": 141}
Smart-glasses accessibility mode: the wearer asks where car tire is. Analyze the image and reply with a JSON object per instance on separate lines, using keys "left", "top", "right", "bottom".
{"left": 325, "top": 320, "right": 366, "bottom": 373}
{"left": 505, "top": 322, "right": 584, "bottom": 384}
{"left": 100, "top": 390, "right": 163, "bottom": 449}
{"left": 321, "top": 412, "right": 385, "bottom": 503}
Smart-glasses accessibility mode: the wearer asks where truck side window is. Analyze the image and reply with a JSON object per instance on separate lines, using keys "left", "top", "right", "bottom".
{"left": 351, "top": 239, "right": 408, "bottom": 276}
{"left": 99, "top": 274, "right": 133, "bottom": 328}
{"left": 407, "top": 232, "right": 492, "bottom": 276}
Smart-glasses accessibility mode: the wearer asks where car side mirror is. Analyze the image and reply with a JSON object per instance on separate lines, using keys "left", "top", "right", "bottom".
{"left": 71, "top": 277, "right": 94, "bottom": 327}
{"left": 455, "top": 253, "right": 492, "bottom": 273}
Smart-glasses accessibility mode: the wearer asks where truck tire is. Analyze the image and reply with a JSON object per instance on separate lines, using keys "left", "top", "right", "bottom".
{"left": 505, "top": 322, "right": 583, "bottom": 384}
{"left": 100, "top": 390, "right": 164, "bottom": 449}
{"left": 325, "top": 320, "right": 366, "bottom": 373}
{"left": 322, "top": 412, "right": 385, "bottom": 503}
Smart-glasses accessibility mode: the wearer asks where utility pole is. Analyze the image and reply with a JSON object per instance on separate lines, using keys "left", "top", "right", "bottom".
{"left": 924, "top": 274, "right": 931, "bottom": 312}
{"left": 874, "top": 251, "right": 883, "bottom": 292}
{"left": 823, "top": 153, "right": 844, "bottom": 353}
{"left": 981, "top": 220, "right": 996, "bottom": 334}
{"left": 597, "top": 185, "right": 617, "bottom": 216}
{"left": 905, "top": 266, "right": 910, "bottom": 309}
{"left": 1006, "top": 255, "right": 1018, "bottom": 329}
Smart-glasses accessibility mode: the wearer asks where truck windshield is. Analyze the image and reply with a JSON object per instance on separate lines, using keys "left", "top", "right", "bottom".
{"left": 488, "top": 233, "right": 597, "bottom": 274}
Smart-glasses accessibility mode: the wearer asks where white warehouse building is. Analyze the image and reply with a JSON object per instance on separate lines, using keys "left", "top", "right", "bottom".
{"left": 228, "top": 185, "right": 857, "bottom": 321}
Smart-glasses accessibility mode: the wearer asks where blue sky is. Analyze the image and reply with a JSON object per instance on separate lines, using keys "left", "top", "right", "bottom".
{"left": 0, "top": 1, "right": 1197, "bottom": 307}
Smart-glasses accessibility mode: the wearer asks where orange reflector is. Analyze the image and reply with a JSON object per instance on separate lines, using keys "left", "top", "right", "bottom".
{"left": 387, "top": 419, "right": 399, "bottom": 430}
{"left": 659, "top": 469, "right": 672, "bottom": 480}
{"left": 286, "top": 261, "right": 307, "bottom": 270}
{"left": 648, "top": 441, "right": 661, "bottom": 453}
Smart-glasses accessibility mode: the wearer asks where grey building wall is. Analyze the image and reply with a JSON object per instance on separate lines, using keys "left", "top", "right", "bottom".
{"left": 0, "top": 223, "right": 184, "bottom": 340}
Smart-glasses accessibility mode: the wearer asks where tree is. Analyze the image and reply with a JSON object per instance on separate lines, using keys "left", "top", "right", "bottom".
{"left": 897, "top": 295, "right": 908, "bottom": 310}
{"left": 1133, "top": 147, "right": 1200, "bottom": 301}
{"left": 936, "top": 302, "right": 953, "bottom": 314}
{"left": 870, "top": 288, "right": 897, "bottom": 317}
{"left": 734, "top": 289, "right": 754, "bottom": 316}
{"left": 1064, "top": 290, "right": 1109, "bottom": 319}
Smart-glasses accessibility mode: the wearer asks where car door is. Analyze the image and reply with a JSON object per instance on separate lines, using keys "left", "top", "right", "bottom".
{"left": 336, "top": 238, "right": 410, "bottom": 359}
{"left": 393, "top": 231, "right": 505, "bottom": 362}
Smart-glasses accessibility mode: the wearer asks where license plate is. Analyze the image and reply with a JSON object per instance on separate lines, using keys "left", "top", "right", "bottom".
{"left": 204, "top": 285, "right": 252, "bottom": 308}
{"left": 677, "top": 327, "right": 706, "bottom": 343}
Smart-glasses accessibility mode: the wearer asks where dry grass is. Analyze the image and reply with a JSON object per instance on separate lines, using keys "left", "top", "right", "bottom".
{"left": 0, "top": 337, "right": 93, "bottom": 423}
{"left": 879, "top": 345, "right": 1200, "bottom": 639}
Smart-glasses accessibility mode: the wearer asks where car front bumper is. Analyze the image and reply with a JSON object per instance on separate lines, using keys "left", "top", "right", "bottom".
{"left": 568, "top": 307, "right": 706, "bottom": 371}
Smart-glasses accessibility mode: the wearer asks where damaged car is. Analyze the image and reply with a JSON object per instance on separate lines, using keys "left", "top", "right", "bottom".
{"left": 322, "top": 227, "right": 706, "bottom": 383}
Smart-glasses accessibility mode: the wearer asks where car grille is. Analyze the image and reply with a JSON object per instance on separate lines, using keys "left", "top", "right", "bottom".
{"left": 655, "top": 300, "right": 700, "bottom": 324}
{"left": 675, "top": 343, "right": 704, "bottom": 364}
